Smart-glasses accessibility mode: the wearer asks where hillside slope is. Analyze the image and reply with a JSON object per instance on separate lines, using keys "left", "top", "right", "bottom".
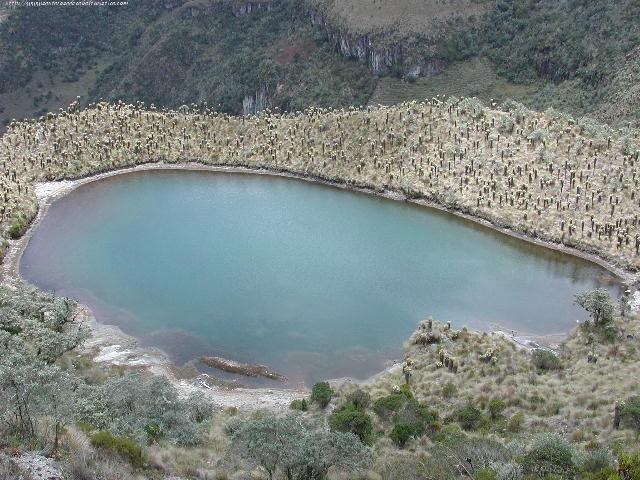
{"left": 0, "top": 0, "right": 639, "bottom": 131}
{"left": 1, "top": 98, "right": 639, "bottom": 273}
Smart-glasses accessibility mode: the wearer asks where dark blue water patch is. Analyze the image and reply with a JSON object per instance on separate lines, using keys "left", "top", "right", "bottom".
{"left": 20, "top": 170, "right": 622, "bottom": 387}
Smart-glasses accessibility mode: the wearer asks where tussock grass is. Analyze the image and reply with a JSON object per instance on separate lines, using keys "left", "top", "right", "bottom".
{"left": 1, "top": 97, "right": 639, "bottom": 274}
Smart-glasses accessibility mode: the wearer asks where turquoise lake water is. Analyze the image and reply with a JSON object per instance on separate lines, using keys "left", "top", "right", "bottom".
{"left": 20, "top": 170, "right": 621, "bottom": 387}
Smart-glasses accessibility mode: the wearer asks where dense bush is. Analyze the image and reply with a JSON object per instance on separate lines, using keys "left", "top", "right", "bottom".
{"left": 328, "top": 403, "right": 373, "bottom": 444}
{"left": 522, "top": 433, "right": 576, "bottom": 477}
{"left": 76, "top": 372, "right": 213, "bottom": 446}
{"left": 310, "top": 382, "right": 334, "bottom": 409}
{"left": 507, "top": 412, "right": 525, "bottom": 433}
{"left": 454, "top": 405, "right": 483, "bottom": 431}
{"left": 373, "top": 393, "right": 406, "bottom": 419}
{"left": 531, "top": 348, "right": 563, "bottom": 371}
{"left": 91, "top": 431, "right": 144, "bottom": 468}
{"left": 346, "top": 389, "right": 371, "bottom": 411}
{"left": 0, "top": 284, "right": 85, "bottom": 451}
{"left": 621, "top": 396, "right": 640, "bottom": 432}
{"left": 229, "top": 414, "right": 372, "bottom": 480}
{"left": 618, "top": 450, "right": 640, "bottom": 480}
{"left": 373, "top": 385, "right": 414, "bottom": 419}
{"left": 488, "top": 399, "right": 506, "bottom": 421}
{"left": 390, "top": 423, "right": 417, "bottom": 448}
{"left": 290, "top": 398, "right": 308, "bottom": 411}
{"left": 373, "top": 387, "right": 439, "bottom": 447}
{"left": 577, "top": 448, "right": 615, "bottom": 476}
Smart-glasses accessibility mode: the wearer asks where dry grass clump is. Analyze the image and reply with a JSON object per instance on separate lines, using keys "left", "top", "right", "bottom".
{"left": 351, "top": 311, "right": 640, "bottom": 448}
{"left": 0, "top": 97, "right": 638, "bottom": 273}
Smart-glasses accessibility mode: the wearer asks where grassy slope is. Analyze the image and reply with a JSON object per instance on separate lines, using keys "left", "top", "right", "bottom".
{"left": 2, "top": 98, "right": 639, "bottom": 271}
{"left": 304, "top": 0, "right": 490, "bottom": 35}
{"left": 369, "top": 57, "right": 539, "bottom": 107}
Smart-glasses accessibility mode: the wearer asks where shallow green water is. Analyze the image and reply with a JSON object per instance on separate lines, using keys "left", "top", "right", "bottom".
{"left": 21, "top": 170, "right": 621, "bottom": 386}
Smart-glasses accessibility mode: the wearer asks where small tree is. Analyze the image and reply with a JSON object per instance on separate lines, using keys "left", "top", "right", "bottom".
{"left": 532, "top": 348, "right": 563, "bottom": 371}
{"left": 230, "top": 415, "right": 305, "bottom": 480}
{"left": 310, "top": 382, "right": 333, "bottom": 409}
{"left": 295, "top": 430, "right": 372, "bottom": 480}
{"left": 328, "top": 403, "right": 373, "bottom": 444}
{"left": 575, "top": 289, "right": 615, "bottom": 327}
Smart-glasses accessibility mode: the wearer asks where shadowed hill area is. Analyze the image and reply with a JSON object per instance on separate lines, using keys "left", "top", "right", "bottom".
{"left": 0, "top": 0, "right": 639, "bottom": 131}
{"left": 0, "top": 0, "right": 377, "bottom": 128}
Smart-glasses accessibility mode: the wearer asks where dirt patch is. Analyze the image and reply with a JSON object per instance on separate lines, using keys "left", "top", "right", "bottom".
{"left": 274, "top": 36, "right": 317, "bottom": 65}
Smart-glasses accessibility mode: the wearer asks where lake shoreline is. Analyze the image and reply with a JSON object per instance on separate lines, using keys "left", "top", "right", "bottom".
{"left": 1, "top": 162, "right": 637, "bottom": 410}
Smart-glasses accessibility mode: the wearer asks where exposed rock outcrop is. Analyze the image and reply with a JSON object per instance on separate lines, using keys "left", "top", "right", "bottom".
{"left": 200, "top": 355, "right": 286, "bottom": 381}
{"left": 230, "top": 0, "right": 274, "bottom": 16}
{"left": 306, "top": 8, "right": 445, "bottom": 78}
{"left": 242, "top": 84, "right": 273, "bottom": 116}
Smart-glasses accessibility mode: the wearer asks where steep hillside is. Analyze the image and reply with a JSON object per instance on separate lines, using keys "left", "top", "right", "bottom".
{"left": 92, "top": 0, "right": 376, "bottom": 114}
{"left": 0, "top": 0, "right": 639, "bottom": 131}
{"left": 2, "top": 98, "right": 639, "bottom": 273}
{"left": 0, "top": 0, "right": 376, "bottom": 129}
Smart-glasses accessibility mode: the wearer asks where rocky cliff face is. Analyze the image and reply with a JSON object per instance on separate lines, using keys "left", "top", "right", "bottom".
{"left": 242, "top": 84, "right": 272, "bottom": 116}
{"left": 306, "top": 8, "right": 444, "bottom": 78}
{"left": 230, "top": 0, "right": 274, "bottom": 17}
{"left": 224, "top": 0, "right": 445, "bottom": 78}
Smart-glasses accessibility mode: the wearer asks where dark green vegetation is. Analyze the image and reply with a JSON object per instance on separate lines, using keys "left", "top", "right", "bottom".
{"left": 0, "top": 0, "right": 376, "bottom": 128}
{"left": 2, "top": 0, "right": 640, "bottom": 129}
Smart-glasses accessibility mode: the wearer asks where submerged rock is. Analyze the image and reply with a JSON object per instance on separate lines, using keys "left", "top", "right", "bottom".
{"left": 199, "top": 356, "right": 286, "bottom": 381}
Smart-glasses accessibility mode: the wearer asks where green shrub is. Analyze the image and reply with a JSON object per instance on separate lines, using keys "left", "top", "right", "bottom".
{"left": 442, "top": 381, "right": 457, "bottom": 399}
{"left": 310, "top": 382, "right": 333, "bottom": 409}
{"left": 522, "top": 433, "right": 575, "bottom": 477}
{"left": 90, "top": 431, "right": 144, "bottom": 467}
{"left": 390, "top": 423, "right": 418, "bottom": 448}
{"left": 474, "top": 468, "right": 497, "bottom": 480}
{"left": 622, "top": 396, "right": 640, "bottom": 432}
{"left": 373, "top": 386, "right": 414, "bottom": 419}
{"left": 328, "top": 404, "right": 373, "bottom": 444}
{"left": 454, "top": 405, "right": 483, "bottom": 431}
{"left": 395, "top": 399, "right": 439, "bottom": 436}
{"left": 575, "top": 289, "right": 615, "bottom": 327}
{"left": 76, "top": 422, "right": 95, "bottom": 434}
{"left": 578, "top": 448, "right": 615, "bottom": 475}
{"left": 373, "top": 393, "right": 406, "bottom": 419}
{"left": 346, "top": 389, "right": 371, "bottom": 411}
{"left": 143, "top": 422, "right": 162, "bottom": 443}
{"left": 488, "top": 399, "right": 506, "bottom": 421}
{"left": 507, "top": 412, "right": 524, "bottom": 433}
{"left": 532, "top": 348, "right": 563, "bottom": 371}
{"left": 618, "top": 451, "right": 640, "bottom": 480}
{"left": 290, "top": 399, "right": 308, "bottom": 411}
{"left": 8, "top": 218, "right": 27, "bottom": 239}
